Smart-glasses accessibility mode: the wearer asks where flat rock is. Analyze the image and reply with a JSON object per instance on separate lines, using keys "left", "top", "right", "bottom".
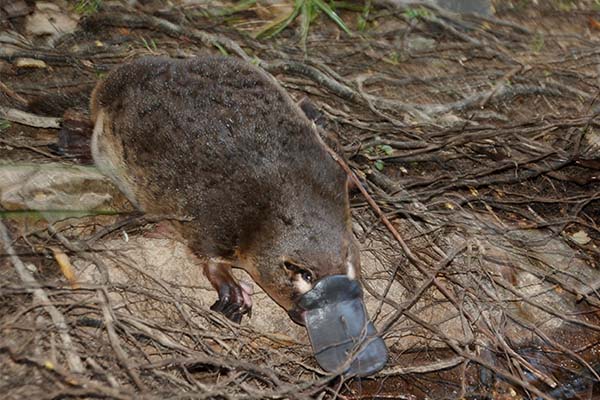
{"left": 73, "top": 236, "right": 309, "bottom": 341}
{"left": 0, "top": 163, "right": 120, "bottom": 220}
{"left": 24, "top": 2, "right": 79, "bottom": 44}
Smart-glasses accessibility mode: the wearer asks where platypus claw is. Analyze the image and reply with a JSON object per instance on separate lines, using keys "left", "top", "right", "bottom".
{"left": 210, "top": 283, "right": 252, "bottom": 323}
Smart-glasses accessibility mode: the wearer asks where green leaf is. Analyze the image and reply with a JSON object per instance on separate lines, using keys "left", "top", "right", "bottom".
{"left": 75, "top": 0, "right": 101, "bottom": 15}
{"left": 214, "top": 42, "right": 229, "bottom": 56}
{"left": 380, "top": 144, "right": 393, "bottom": 155}
{"left": 387, "top": 51, "right": 400, "bottom": 64}
{"left": 0, "top": 119, "right": 10, "bottom": 131}
{"left": 531, "top": 33, "right": 545, "bottom": 53}
{"left": 357, "top": 15, "right": 367, "bottom": 31}
{"left": 312, "top": 0, "right": 353, "bottom": 36}
{"left": 256, "top": 0, "right": 303, "bottom": 39}
{"left": 300, "top": 0, "right": 313, "bottom": 50}
{"left": 403, "top": 6, "right": 431, "bottom": 21}
{"left": 374, "top": 160, "right": 385, "bottom": 171}
{"left": 357, "top": 0, "right": 371, "bottom": 31}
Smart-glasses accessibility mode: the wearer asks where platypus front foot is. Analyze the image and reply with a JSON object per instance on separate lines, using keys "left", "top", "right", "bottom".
{"left": 210, "top": 280, "right": 253, "bottom": 323}
{"left": 204, "top": 262, "right": 253, "bottom": 323}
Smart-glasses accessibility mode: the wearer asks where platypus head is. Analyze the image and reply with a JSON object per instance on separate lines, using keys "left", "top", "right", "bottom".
{"left": 241, "top": 191, "right": 388, "bottom": 377}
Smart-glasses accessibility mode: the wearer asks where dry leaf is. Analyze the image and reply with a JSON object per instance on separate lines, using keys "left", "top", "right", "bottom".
{"left": 25, "top": 2, "right": 78, "bottom": 41}
{"left": 589, "top": 17, "right": 600, "bottom": 31}
{"left": 570, "top": 230, "right": 591, "bottom": 245}
{"left": 14, "top": 58, "right": 47, "bottom": 69}
{"left": 50, "top": 246, "right": 79, "bottom": 288}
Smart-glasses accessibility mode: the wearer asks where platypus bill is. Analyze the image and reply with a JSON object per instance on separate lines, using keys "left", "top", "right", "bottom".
{"left": 90, "top": 55, "right": 387, "bottom": 376}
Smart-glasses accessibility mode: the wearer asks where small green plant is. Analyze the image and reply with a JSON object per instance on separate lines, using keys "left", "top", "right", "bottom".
{"left": 365, "top": 144, "right": 394, "bottom": 156}
{"left": 256, "top": 0, "right": 353, "bottom": 44}
{"left": 214, "top": 42, "right": 228, "bottom": 56}
{"left": 74, "top": 0, "right": 101, "bottom": 15}
{"left": 555, "top": 0, "right": 575, "bottom": 12}
{"left": 357, "top": 0, "right": 372, "bottom": 31}
{"left": 403, "top": 6, "right": 431, "bottom": 21}
{"left": 366, "top": 144, "right": 393, "bottom": 171}
{"left": 531, "top": 33, "right": 544, "bottom": 53}
{"left": 385, "top": 51, "right": 401, "bottom": 65}
{"left": 379, "top": 144, "right": 393, "bottom": 155}
{"left": 0, "top": 119, "right": 10, "bottom": 131}
{"left": 0, "top": 118, "right": 10, "bottom": 132}
{"left": 140, "top": 37, "right": 158, "bottom": 53}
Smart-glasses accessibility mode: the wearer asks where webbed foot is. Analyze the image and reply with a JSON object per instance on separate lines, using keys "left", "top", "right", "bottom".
{"left": 204, "top": 262, "right": 253, "bottom": 323}
{"left": 210, "top": 281, "right": 253, "bottom": 323}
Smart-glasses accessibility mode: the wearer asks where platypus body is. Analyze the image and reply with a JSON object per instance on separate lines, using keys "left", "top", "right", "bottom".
{"left": 91, "top": 56, "right": 387, "bottom": 376}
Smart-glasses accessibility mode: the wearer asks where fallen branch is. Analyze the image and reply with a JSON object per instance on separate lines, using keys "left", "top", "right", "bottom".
{"left": 0, "top": 221, "right": 84, "bottom": 373}
{"left": 0, "top": 341, "right": 134, "bottom": 400}
{"left": 378, "top": 356, "right": 464, "bottom": 376}
{"left": 98, "top": 289, "right": 146, "bottom": 391}
{"left": 0, "top": 106, "right": 61, "bottom": 128}
{"left": 85, "top": 12, "right": 250, "bottom": 62}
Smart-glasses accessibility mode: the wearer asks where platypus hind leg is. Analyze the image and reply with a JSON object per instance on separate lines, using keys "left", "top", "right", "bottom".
{"left": 204, "top": 261, "right": 253, "bottom": 323}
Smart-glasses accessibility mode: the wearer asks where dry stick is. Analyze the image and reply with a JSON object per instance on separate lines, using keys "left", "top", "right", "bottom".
{"left": 479, "top": 65, "right": 527, "bottom": 108}
{"left": 319, "top": 131, "right": 501, "bottom": 347}
{"left": 0, "top": 341, "right": 135, "bottom": 400}
{"left": 0, "top": 138, "right": 62, "bottom": 160}
{"left": 318, "top": 137, "right": 424, "bottom": 269}
{"left": 86, "top": 357, "right": 120, "bottom": 388}
{"left": 119, "top": 316, "right": 195, "bottom": 354}
{"left": 355, "top": 74, "right": 431, "bottom": 124}
{"left": 109, "top": 254, "right": 236, "bottom": 354}
{"left": 416, "top": 84, "right": 563, "bottom": 115}
{"left": 85, "top": 213, "right": 144, "bottom": 244}
{"left": 140, "top": 357, "right": 284, "bottom": 388}
{"left": 263, "top": 60, "right": 358, "bottom": 102}
{"left": 470, "top": 273, "right": 563, "bottom": 387}
{"left": 319, "top": 135, "right": 557, "bottom": 399}
{"left": 379, "top": 243, "right": 467, "bottom": 333}
{"left": 87, "top": 12, "right": 568, "bottom": 121}
{"left": 401, "top": 311, "right": 555, "bottom": 400}
{"left": 87, "top": 12, "right": 250, "bottom": 62}
{"left": 0, "top": 221, "right": 84, "bottom": 374}
{"left": 268, "top": 61, "right": 552, "bottom": 120}
{"left": 506, "top": 313, "right": 600, "bottom": 382}
{"left": 98, "top": 289, "right": 146, "bottom": 391}
{"left": 320, "top": 136, "right": 482, "bottom": 333}
{"left": 481, "top": 313, "right": 558, "bottom": 388}
{"left": 492, "top": 276, "right": 600, "bottom": 332}
{"left": 0, "top": 106, "right": 61, "bottom": 128}
{"left": 378, "top": 356, "right": 464, "bottom": 376}
{"left": 0, "top": 81, "right": 28, "bottom": 105}
{"left": 578, "top": 278, "right": 600, "bottom": 302}
{"left": 48, "top": 224, "right": 110, "bottom": 284}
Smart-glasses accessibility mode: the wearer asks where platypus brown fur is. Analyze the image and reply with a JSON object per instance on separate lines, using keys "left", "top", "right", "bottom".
{"left": 90, "top": 56, "right": 360, "bottom": 323}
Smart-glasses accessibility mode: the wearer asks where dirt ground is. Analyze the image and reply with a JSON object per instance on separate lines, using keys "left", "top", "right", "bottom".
{"left": 1, "top": 0, "right": 600, "bottom": 399}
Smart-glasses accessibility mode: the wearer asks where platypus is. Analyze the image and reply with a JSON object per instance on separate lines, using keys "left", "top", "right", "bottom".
{"left": 90, "top": 56, "right": 387, "bottom": 376}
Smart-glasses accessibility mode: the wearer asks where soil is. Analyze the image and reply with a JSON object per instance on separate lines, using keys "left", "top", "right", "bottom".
{"left": 1, "top": 0, "right": 599, "bottom": 399}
